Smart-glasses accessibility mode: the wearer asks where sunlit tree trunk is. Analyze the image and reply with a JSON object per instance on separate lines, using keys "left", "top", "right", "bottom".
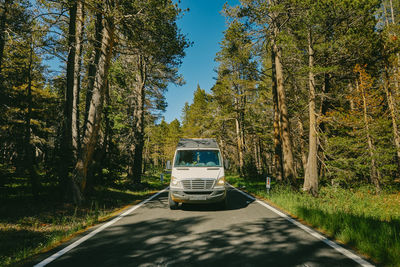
{"left": 357, "top": 80, "right": 381, "bottom": 192}
{"left": 304, "top": 29, "right": 318, "bottom": 195}
{"left": 73, "top": 3, "right": 115, "bottom": 204}
{"left": 61, "top": 0, "right": 84, "bottom": 200}
{"left": 272, "top": 35, "right": 295, "bottom": 183}
{"left": 271, "top": 48, "right": 283, "bottom": 181}
{"left": 25, "top": 37, "right": 40, "bottom": 197}
{"left": 388, "top": 0, "right": 400, "bottom": 100}
{"left": 0, "top": 0, "right": 10, "bottom": 76}
{"left": 297, "top": 117, "right": 307, "bottom": 178}
{"left": 267, "top": 0, "right": 295, "bottom": 183}
{"left": 384, "top": 67, "right": 400, "bottom": 175}
{"left": 72, "top": 0, "right": 84, "bottom": 159}
{"left": 132, "top": 55, "right": 147, "bottom": 184}
{"left": 254, "top": 137, "right": 262, "bottom": 174}
{"left": 235, "top": 114, "right": 244, "bottom": 176}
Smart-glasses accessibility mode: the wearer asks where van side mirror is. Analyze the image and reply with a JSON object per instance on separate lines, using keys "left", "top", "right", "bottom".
{"left": 224, "top": 159, "right": 229, "bottom": 169}
{"left": 166, "top": 160, "right": 172, "bottom": 170}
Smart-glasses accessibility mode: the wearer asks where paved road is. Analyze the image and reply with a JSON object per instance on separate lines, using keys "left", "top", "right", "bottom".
{"left": 32, "top": 187, "right": 372, "bottom": 267}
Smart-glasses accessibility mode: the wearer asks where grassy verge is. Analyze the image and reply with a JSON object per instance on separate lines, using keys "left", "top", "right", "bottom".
{"left": 0, "top": 173, "right": 170, "bottom": 266}
{"left": 227, "top": 175, "right": 400, "bottom": 266}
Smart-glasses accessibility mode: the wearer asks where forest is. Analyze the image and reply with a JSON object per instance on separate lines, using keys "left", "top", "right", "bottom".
{"left": 154, "top": 0, "right": 400, "bottom": 195}
{"left": 1, "top": 0, "right": 400, "bottom": 200}
{"left": 1, "top": 0, "right": 400, "bottom": 201}
{"left": 0, "top": 0, "right": 189, "bottom": 203}
{"left": 1, "top": 0, "right": 400, "bottom": 265}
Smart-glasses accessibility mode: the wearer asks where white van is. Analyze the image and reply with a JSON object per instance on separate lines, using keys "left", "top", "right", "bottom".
{"left": 168, "top": 138, "right": 228, "bottom": 210}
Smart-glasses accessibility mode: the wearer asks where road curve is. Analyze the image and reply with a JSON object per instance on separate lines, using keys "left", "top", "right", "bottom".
{"left": 31, "top": 187, "right": 373, "bottom": 267}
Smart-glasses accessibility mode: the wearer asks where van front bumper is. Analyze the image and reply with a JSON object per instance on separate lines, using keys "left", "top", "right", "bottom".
{"left": 170, "top": 188, "right": 226, "bottom": 204}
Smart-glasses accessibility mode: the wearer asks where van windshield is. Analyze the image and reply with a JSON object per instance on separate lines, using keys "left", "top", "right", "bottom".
{"left": 174, "top": 150, "right": 221, "bottom": 167}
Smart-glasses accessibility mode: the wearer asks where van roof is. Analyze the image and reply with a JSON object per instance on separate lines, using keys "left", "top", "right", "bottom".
{"left": 177, "top": 138, "right": 219, "bottom": 149}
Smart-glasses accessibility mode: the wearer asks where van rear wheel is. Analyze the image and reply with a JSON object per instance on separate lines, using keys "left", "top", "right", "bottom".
{"left": 168, "top": 191, "right": 178, "bottom": 210}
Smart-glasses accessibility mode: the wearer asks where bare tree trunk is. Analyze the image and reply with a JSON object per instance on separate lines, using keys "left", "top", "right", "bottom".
{"left": 25, "top": 38, "right": 40, "bottom": 197}
{"left": 304, "top": 29, "right": 318, "bottom": 195}
{"left": 297, "top": 118, "right": 307, "bottom": 177}
{"left": 272, "top": 37, "right": 295, "bottom": 183}
{"left": 143, "top": 133, "right": 150, "bottom": 175}
{"left": 357, "top": 80, "right": 381, "bottom": 192}
{"left": 384, "top": 67, "right": 400, "bottom": 175}
{"left": 0, "top": 0, "right": 10, "bottom": 76}
{"left": 271, "top": 48, "right": 283, "bottom": 181}
{"left": 61, "top": 0, "right": 84, "bottom": 200}
{"left": 83, "top": 10, "right": 102, "bottom": 137}
{"left": 72, "top": 0, "right": 84, "bottom": 160}
{"left": 235, "top": 115, "right": 244, "bottom": 176}
{"left": 255, "top": 137, "right": 262, "bottom": 174}
{"left": 388, "top": 0, "right": 400, "bottom": 101}
{"left": 268, "top": 0, "right": 295, "bottom": 183}
{"left": 389, "top": 0, "right": 395, "bottom": 23}
{"left": 73, "top": 4, "right": 115, "bottom": 204}
{"left": 132, "top": 55, "right": 147, "bottom": 184}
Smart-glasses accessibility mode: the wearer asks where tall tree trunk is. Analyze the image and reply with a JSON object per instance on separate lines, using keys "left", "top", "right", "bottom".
{"left": 235, "top": 115, "right": 244, "bottom": 176}
{"left": 389, "top": 0, "right": 395, "bottom": 23}
{"left": 388, "top": 0, "right": 400, "bottom": 101}
{"left": 25, "top": 38, "right": 40, "bottom": 197}
{"left": 0, "top": 0, "right": 10, "bottom": 76}
{"left": 297, "top": 117, "right": 307, "bottom": 178}
{"left": 304, "top": 29, "right": 318, "bottom": 195}
{"left": 268, "top": 0, "right": 295, "bottom": 184}
{"left": 357, "top": 80, "right": 381, "bottom": 192}
{"left": 61, "top": 0, "right": 84, "bottom": 200}
{"left": 103, "top": 79, "right": 112, "bottom": 180}
{"left": 132, "top": 55, "right": 146, "bottom": 184}
{"left": 83, "top": 10, "right": 102, "bottom": 137}
{"left": 254, "top": 137, "right": 262, "bottom": 174}
{"left": 271, "top": 48, "right": 283, "bottom": 181}
{"left": 72, "top": 0, "right": 84, "bottom": 160}
{"left": 272, "top": 35, "right": 295, "bottom": 183}
{"left": 233, "top": 81, "right": 245, "bottom": 176}
{"left": 73, "top": 4, "right": 115, "bottom": 204}
{"left": 384, "top": 67, "right": 400, "bottom": 176}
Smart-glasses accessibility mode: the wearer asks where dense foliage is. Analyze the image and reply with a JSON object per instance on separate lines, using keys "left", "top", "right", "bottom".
{"left": 146, "top": 0, "right": 400, "bottom": 194}
{"left": 1, "top": 0, "right": 400, "bottom": 203}
{"left": 0, "top": 0, "right": 188, "bottom": 203}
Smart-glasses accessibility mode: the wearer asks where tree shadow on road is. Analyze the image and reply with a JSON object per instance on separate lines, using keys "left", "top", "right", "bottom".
{"left": 33, "top": 189, "right": 366, "bottom": 267}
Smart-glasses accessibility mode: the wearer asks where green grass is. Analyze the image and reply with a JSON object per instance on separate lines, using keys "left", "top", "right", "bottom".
{"left": 227, "top": 175, "right": 400, "bottom": 266}
{"left": 0, "top": 173, "right": 169, "bottom": 266}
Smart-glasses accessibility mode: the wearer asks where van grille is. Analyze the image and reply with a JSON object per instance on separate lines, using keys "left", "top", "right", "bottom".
{"left": 181, "top": 179, "right": 214, "bottom": 190}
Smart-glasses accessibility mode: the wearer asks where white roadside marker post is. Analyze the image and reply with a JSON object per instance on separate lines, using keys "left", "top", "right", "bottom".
{"left": 266, "top": 176, "right": 271, "bottom": 194}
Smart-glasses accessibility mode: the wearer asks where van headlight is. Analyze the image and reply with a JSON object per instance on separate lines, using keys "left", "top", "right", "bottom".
{"left": 170, "top": 176, "right": 181, "bottom": 188}
{"left": 216, "top": 176, "right": 225, "bottom": 186}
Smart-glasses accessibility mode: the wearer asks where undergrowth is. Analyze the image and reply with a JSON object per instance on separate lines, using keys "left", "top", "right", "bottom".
{"left": 227, "top": 175, "right": 400, "bottom": 266}
{"left": 0, "top": 173, "right": 169, "bottom": 266}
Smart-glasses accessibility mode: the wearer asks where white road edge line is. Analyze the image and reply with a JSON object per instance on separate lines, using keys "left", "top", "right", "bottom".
{"left": 33, "top": 187, "right": 169, "bottom": 267}
{"left": 229, "top": 184, "right": 374, "bottom": 267}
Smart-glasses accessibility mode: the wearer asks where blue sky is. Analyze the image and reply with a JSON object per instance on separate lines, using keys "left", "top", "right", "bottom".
{"left": 163, "top": 0, "right": 239, "bottom": 123}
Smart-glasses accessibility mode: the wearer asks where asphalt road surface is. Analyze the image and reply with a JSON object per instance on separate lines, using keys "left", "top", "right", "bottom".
{"left": 32, "top": 186, "right": 373, "bottom": 267}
